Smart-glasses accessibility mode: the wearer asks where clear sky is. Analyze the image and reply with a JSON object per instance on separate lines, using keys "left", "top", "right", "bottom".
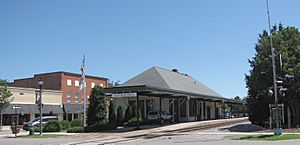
{"left": 0, "top": 0, "right": 299, "bottom": 98}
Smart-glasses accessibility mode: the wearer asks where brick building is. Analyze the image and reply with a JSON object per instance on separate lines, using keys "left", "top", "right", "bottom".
{"left": 9, "top": 71, "right": 108, "bottom": 121}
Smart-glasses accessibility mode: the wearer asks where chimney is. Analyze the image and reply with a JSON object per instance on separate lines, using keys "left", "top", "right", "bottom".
{"left": 172, "top": 69, "right": 179, "bottom": 73}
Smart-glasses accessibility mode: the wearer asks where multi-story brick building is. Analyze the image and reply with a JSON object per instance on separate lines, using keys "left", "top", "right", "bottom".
{"left": 9, "top": 71, "right": 108, "bottom": 121}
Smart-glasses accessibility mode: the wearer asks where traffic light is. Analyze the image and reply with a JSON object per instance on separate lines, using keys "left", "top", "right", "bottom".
{"left": 276, "top": 74, "right": 294, "bottom": 97}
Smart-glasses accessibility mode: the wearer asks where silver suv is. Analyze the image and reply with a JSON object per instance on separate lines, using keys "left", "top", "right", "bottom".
{"left": 23, "top": 116, "right": 58, "bottom": 131}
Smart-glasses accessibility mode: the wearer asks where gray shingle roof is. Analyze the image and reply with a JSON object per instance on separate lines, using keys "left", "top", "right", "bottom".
{"left": 121, "top": 67, "right": 224, "bottom": 99}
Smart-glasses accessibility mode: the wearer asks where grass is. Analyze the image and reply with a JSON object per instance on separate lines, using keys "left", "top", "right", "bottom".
{"left": 293, "top": 129, "right": 300, "bottom": 133}
{"left": 230, "top": 134, "right": 300, "bottom": 141}
{"left": 18, "top": 134, "right": 66, "bottom": 138}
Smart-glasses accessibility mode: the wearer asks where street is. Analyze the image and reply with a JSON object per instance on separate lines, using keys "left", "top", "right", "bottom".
{"left": 1, "top": 120, "right": 300, "bottom": 145}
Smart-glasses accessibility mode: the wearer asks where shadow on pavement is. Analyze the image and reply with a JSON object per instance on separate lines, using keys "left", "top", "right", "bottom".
{"left": 219, "top": 124, "right": 266, "bottom": 132}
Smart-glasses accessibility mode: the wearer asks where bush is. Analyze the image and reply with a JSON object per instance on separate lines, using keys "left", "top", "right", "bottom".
{"left": 117, "top": 106, "right": 124, "bottom": 125}
{"left": 60, "top": 120, "right": 70, "bottom": 130}
{"left": 43, "top": 120, "right": 61, "bottom": 132}
{"left": 33, "top": 126, "right": 40, "bottom": 132}
{"left": 67, "top": 127, "right": 84, "bottom": 133}
{"left": 70, "top": 119, "right": 83, "bottom": 128}
{"left": 84, "top": 122, "right": 117, "bottom": 132}
{"left": 124, "top": 106, "right": 132, "bottom": 122}
{"left": 123, "top": 117, "right": 146, "bottom": 127}
{"left": 109, "top": 101, "right": 117, "bottom": 126}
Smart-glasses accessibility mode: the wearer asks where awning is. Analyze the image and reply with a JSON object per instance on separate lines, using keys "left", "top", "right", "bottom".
{"left": 1, "top": 104, "right": 63, "bottom": 114}
{"left": 63, "top": 104, "right": 86, "bottom": 114}
{"left": 104, "top": 85, "right": 245, "bottom": 104}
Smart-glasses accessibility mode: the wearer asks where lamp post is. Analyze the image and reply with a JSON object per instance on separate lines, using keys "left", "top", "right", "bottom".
{"left": 38, "top": 78, "right": 44, "bottom": 135}
{"left": 266, "top": 0, "right": 281, "bottom": 135}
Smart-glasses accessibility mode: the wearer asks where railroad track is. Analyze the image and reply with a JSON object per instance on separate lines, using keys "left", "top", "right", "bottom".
{"left": 142, "top": 117, "right": 248, "bottom": 139}
{"left": 173, "top": 118, "right": 248, "bottom": 133}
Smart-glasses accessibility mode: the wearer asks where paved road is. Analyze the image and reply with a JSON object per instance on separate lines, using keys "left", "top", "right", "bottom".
{"left": 120, "top": 134, "right": 300, "bottom": 145}
{"left": 117, "top": 121, "right": 300, "bottom": 145}
{"left": 2, "top": 119, "right": 300, "bottom": 145}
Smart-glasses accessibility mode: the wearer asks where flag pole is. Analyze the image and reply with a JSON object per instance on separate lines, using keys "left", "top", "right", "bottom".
{"left": 83, "top": 78, "right": 86, "bottom": 127}
{"left": 81, "top": 55, "right": 87, "bottom": 127}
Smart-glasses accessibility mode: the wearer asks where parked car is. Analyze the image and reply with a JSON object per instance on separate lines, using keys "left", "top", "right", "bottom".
{"left": 147, "top": 111, "right": 173, "bottom": 123}
{"left": 23, "top": 116, "right": 58, "bottom": 131}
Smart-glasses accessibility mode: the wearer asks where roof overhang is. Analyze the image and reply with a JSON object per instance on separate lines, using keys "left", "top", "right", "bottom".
{"left": 104, "top": 85, "right": 244, "bottom": 104}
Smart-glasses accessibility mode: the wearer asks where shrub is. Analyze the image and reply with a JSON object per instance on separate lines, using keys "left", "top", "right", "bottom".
{"left": 70, "top": 119, "right": 83, "bottom": 128}
{"left": 117, "top": 106, "right": 124, "bottom": 125}
{"left": 124, "top": 117, "right": 153, "bottom": 127}
{"left": 124, "top": 106, "right": 132, "bottom": 122}
{"left": 60, "top": 120, "right": 70, "bottom": 130}
{"left": 43, "top": 120, "right": 61, "bottom": 132}
{"left": 33, "top": 126, "right": 40, "bottom": 132}
{"left": 67, "top": 127, "right": 84, "bottom": 133}
{"left": 131, "top": 106, "right": 136, "bottom": 118}
{"left": 84, "top": 121, "right": 117, "bottom": 132}
{"left": 109, "top": 101, "right": 117, "bottom": 124}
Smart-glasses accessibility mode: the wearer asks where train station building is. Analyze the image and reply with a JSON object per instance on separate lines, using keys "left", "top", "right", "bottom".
{"left": 104, "top": 67, "right": 244, "bottom": 123}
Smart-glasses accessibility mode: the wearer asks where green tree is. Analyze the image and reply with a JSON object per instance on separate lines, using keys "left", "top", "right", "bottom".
{"left": 108, "top": 100, "right": 117, "bottom": 128}
{"left": 117, "top": 106, "right": 124, "bottom": 124}
{"left": 124, "top": 106, "right": 132, "bottom": 122}
{"left": 0, "top": 79, "right": 13, "bottom": 115}
{"left": 86, "top": 85, "right": 108, "bottom": 127}
{"left": 246, "top": 24, "right": 300, "bottom": 127}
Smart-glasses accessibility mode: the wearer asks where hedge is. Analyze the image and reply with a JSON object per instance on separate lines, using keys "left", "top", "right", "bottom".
{"left": 43, "top": 120, "right": 61, "bottom": 132}
{"left": 67, "top": 127, "right": 84, "bottom": 133}
{"left": 70, "top": 119, "right": 83, "bottom": 128}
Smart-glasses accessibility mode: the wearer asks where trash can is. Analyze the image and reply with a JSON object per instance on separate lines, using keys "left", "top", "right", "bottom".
{"left": 29, "top": 128, "right": 35, "bottom": 135}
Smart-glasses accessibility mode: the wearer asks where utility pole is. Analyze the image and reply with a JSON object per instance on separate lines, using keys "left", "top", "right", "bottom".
{"left": 266, "top": 0, "right": 282, "bottom": 135}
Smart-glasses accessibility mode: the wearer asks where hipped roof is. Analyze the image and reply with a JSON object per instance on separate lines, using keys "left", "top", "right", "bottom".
{"left": 120, "top": 67, "right": 224, "bottom": 99}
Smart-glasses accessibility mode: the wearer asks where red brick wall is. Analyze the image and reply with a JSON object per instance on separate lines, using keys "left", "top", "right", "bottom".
{"left": 61, "top": 73, "right": 108, "bottom": 104}
{"left": 10, "top": 72, "right": 108, "bottom": 104}
{"left": 11, "top": 78, "right": 35, "bottom": 88}
{"left": 34, "top": 73, "right": 62, "bottom": 90}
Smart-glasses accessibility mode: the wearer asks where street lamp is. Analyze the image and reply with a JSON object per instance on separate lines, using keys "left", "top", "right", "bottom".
{"left": 38, "top": 78, "right": 43, "bottom": 135}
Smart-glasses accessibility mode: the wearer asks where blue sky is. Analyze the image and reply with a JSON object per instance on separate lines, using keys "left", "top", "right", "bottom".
{"left": 0, "top": 0, "right": 299, "bottom": 98}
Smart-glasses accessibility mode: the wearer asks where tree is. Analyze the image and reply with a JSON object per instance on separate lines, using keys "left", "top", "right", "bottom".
{"left": 0, "top": 79, "right": 13, "bottom": 115}
{"left": 117, "top": 106, "right": 124, "bottom": 124}
{"left": 124, "top": 106, "right": 132, "bottom": 122}
{"left": 108, "top": 100, "right": 117, "bottom": 128}
{"left": 246, "top": 24, "right": 300, "bottom": 127}
{"left": 86, "top": 85, "right": 108, "bottom": 128}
